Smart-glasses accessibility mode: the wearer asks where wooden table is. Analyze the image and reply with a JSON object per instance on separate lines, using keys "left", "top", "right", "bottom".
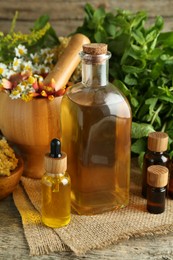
{"left": 1, "top": 194, "right": 173, "bottom": 260}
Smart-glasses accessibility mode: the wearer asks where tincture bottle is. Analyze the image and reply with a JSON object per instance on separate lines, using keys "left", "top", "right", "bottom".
{"left": 141, "top": 132, "right": 170, "bottom": 198}
{"left": 41, "top": 138, "right": 71, "bottom": 228}
{"left": 147, "top": 165, "right": 168, "bottom": 214}
{"left": 60, "top": 43, "right": 131, "bottom": 215}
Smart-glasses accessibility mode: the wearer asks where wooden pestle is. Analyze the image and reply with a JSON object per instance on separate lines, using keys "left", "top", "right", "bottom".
{"left": 43, "top": 33, "right": 90, "bottom": 91}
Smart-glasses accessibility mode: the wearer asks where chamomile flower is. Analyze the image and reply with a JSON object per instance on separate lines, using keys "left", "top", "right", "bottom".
{"left": 12, "top": 57, "right": 22, "bottom": 72}
{"left": 21, "top": 61, "right": 33, "bottom": 72}
{"left": 6, "top": 69, "right": 16, "bottom": 79}
{"left": 37, "top": 64, "right": 50, "bottom": 75}
{"left": 9, "top": 87, "right": 22, "bottom": 99}
{"left": 0, "top": 37, "right": 71, "bottom": 101}
{"left": 44, "top": 52, "right": 54, "bottom": 65}
{"left": 0, "top": 63, "right": 7, "bottom": 77}
{"left": 30, "top": 53, "right": 40, "bottom": 64}
{"left": 15, "top": 44, "right": 27, "bottom": 57}
{"left": 41, "top": 48, "right": 51, "bottom": 56}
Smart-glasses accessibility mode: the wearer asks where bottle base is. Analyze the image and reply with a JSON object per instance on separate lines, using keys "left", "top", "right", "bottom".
{"left": 71, "top": 200, "right": 128, "bottom": 215}
{"left": 42, "top": 215, "right": 71, "bottom": 228}
{"left": 71, "top": 189, "right": 129, "bottom": 215}
{"left": 147, "top": 205, "right": 164, "bottom": 214}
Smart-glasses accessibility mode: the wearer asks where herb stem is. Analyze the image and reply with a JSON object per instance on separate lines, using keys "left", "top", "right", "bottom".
{"left": 151, "top": 103, "right": 164, "bottom": 125}
{"left": 161, "top": 122, "right": 167, "bottom": 132}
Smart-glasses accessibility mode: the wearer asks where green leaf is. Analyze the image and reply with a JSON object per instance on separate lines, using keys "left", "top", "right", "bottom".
{"left": 124, "top": 74, "right": 138, "bottom": 85}
{"left": 105, "top": 23, "right": 116, "bottom": 37}
{"left": 94, "top": 29, "right": 107, "bottom": 42}
{"left": 113, "top": 79, "right": 130, "bottom": 96}
{"left": 130, "top": 11, "right": 147, "bottom": 29}
{"left": 157, "top": 31, "right": 173, "bottom": 47}
{"left": 154, "top": 16, "right": 164, "bottom": 30}
{"left": 146, "top": 29, "right": 159, "bottom": 44}
{"left": 84, "top": 3, "right": 95, "bottom": 20}
{"left": 131, "top": 30, "right": 145, "bottom": 45}
{"left": 130, "top": 96, "right": 139, "bottom": 107}
{"left": 122, "top": 63, "right": 145, "bottom": 73}
{"left": 138, "top": 151, "right": 145, "bottom": 169}
{"left": 31, "top": 15, "right": 49, "bottom": 31}
{"left": 93, "top": 6, "right": 106, "bottom": 22}
{"left": 150, "top": 62, "right": 164, "bottom": 79}
{"left": 147, "top": 48, "right": 163, "bottom": 60}
{"left": 159, "top": 95, "right": 173, "bottom": 103}
{"left": 131, "top": 122, "right": 155, "bottom": 139}
{"left": 131, "top": 138, "right": 146, "bottom": 154}
{"left": 145, "top": 97, "right": 158, "bottom": 116}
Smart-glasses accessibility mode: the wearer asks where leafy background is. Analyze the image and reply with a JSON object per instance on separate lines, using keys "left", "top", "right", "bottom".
{"left": 74, "top": 3, "right": 173, "bottom": 165}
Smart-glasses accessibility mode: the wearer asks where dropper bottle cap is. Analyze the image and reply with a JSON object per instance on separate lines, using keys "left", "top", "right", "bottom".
{"left": 44, "top": 138, "right": 67, "bottom": 173}
{"left": 147, "top": 165, "right": 168, "bottom": 188}
{"left": 148, "top": 132, "right": 168, "bottom": 152}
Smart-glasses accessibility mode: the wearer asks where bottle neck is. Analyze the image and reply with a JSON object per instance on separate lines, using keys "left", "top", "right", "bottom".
{"left": 46, "top": 172, "right": 65, "bottom": 177}
{"left": 80, "top": 52, "right": 111, "bottom": 87}
{"left": 148, "top": 150, "right": 165, "bottom": 155}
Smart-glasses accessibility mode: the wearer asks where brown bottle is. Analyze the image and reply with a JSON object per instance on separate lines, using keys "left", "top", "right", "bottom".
{"left": 142, "top": 132, "right": 170, "bottom": 198}
{"left": 147, "top": 165, "right": 168, "bottom": 214}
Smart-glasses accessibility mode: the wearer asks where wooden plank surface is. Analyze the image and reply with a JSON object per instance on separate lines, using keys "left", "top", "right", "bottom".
{"left": 1, "top": 195, "right": 173, "bottom": 260}
{"left": 0, "top": 0, "right": 173, "bottom": 35}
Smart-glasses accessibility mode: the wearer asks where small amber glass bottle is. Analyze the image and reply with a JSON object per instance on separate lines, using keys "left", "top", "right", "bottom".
{"left": 41, "top": 139, "right": 71, "bottom": 228}
{"left": 142, "top": 132, "right": 170, "bottom": 198}
{"left": 147, "top": 165, "right": 168, "bottom": 214}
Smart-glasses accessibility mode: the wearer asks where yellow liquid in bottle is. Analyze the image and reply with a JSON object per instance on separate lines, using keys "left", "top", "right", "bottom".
{"left": 61, "top": 86, "right": 131, "bottom": 215}
{"left": 41, "top": 172, "right": 71, "bottom": 228}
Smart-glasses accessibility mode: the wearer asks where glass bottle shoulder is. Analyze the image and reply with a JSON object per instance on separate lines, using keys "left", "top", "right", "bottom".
{"left": 63, "top": 82, "right": 131, "bottom": 118}
{"left": 42, "top": 172, "right": 70, "bottom": 186}
{"left": 144, "top": 151, "right": 170, "bottom": 164}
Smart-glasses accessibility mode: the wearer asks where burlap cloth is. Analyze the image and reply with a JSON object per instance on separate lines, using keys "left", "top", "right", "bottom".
{"left": 13, "top": 159, "right": 173, "bottom": 256}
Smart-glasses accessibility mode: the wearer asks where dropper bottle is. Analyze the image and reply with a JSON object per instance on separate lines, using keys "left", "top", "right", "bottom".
{"left": 41, "top": 138, "right": 71, "bottom": 228}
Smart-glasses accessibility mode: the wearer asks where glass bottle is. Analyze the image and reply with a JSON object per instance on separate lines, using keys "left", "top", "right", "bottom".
{"left": 147, "top": 165, "right": 168, "bottom": 214}
{"left": 60, "top": 43, "right": 131, "bottom": 215}
{"left": 41, "top": 138, "right": 71, "bottom": 228}
{"left": 141, "top": 132, "right": 170, "bottom": 198}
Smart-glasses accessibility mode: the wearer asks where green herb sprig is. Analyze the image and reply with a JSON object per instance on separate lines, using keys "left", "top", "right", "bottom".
{"left": 75, "top": 3, "right": 173, "bottom": 164}
{"left": 0, "top": 12, "right": 59, "bottom": 64}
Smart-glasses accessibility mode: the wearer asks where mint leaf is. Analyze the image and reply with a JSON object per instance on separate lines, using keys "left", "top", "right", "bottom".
{"left": 131, "top": 138, "right": 146, "bottom": 154}
{"left": 132, "top": 122, "right": 155, "bottom": 139}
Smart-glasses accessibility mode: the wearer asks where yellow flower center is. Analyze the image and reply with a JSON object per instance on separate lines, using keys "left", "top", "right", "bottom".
{"left": 13, "top": 60, "right": 19, "bottom": 66}
{"left": 0, "top": 68, "right": 4, "bottom": 74}
{"left": 19, "top": 49, "right": 24, "bottom": 55}
{"left": 28, "top": 76, "right": 35, "bottom": 84}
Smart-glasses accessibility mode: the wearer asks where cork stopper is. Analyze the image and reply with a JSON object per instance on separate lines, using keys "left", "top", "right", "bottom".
{"left": 44, "top": 139, "right": 67, "bottom": 174}
{"left": 83, "top": 43, "right": 107, "bottom": 55}
{"left": 148, "top": 132, "right": 168, "bottom": 152}
{"left": 147, "top": 165, "right": 168, "bottom": 188}
{"left": 44, "top": 152, "right": 67, "bottom": 174}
